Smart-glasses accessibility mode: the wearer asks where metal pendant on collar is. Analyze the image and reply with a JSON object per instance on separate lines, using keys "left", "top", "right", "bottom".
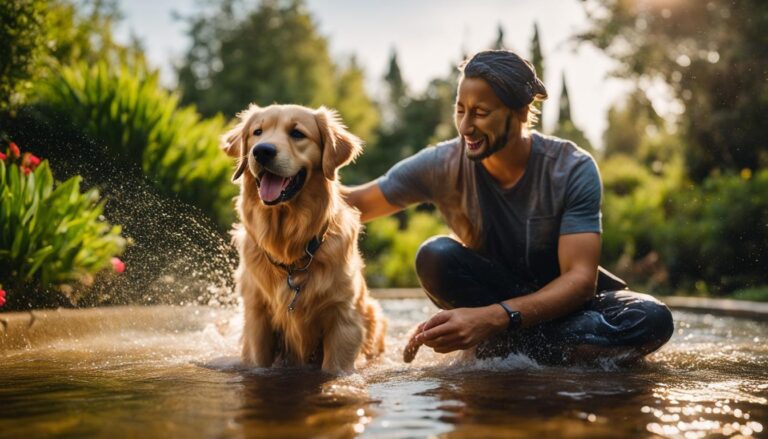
{"left": 287, "top": 273, "right": 301, "bottom": 312}
{"left": 265, "top": 227, "right": 328, "bottom": 313}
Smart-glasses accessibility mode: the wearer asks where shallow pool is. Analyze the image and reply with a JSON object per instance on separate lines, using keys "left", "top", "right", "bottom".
{"left": 1, "top": 299, "right": 766, "bottom": 438}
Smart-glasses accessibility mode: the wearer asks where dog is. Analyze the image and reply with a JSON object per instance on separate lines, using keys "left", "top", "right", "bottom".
{"left": 222, "top": 104, "right": 386, "bottom": 373}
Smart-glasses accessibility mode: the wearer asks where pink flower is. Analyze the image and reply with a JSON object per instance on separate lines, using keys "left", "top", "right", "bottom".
{"left": 0, "top": 289, "right": 6, "bottom": 307}
{"left": 9, "top": 142, "right": 20, "bottom": 159}
{"left": 111, "top": 257, "right": 125, "bottom": 273}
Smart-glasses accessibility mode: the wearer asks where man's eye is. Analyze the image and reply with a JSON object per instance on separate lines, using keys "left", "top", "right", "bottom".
{"left": 289, "top": 129, "right": 306, "bottom": 139}
{"left": 253, "top": 128, "right": 262, "bottom": 136}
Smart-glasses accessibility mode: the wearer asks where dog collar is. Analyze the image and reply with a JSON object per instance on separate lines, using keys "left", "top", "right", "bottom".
{"left": 264, "top": 226, "right": 329, "bottom": 312}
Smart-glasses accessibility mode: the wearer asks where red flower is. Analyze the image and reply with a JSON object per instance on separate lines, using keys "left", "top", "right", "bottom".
{"left": 9, "top": 142, "right": 20, "bottom": 159}
{"left": 21, "top": 166, "right": 31, "bottom": 176}
{"left": 27, "top": 153, "right": 41, "bottom": 168}
{"left": 0, "top": 289, "right": 6, "bottom": 307}
{"left": 0, "top": 151, "right": 6, "bottom": 161}
{"left": 111, "top": 257, "right": 126, "bottom": 273}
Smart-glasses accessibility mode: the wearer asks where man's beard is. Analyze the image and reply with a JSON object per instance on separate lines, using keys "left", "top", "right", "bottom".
{"left": 466, "top": 115, "right": 514, "bottom": 162}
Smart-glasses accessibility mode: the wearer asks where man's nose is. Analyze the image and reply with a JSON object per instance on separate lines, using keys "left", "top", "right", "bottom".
{"left": 252, "top": 143, "right": 277, "bottom": 165}
{"left": 457, "top": 115, "right": 474, "bottom": 136}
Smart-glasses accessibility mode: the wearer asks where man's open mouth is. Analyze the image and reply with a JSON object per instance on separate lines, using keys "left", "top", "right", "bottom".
{"left": 465, "top": 138, "right": 485, "bottom": 152}
{"left": 256, "top": 168, "right": 307, "bottom": 205}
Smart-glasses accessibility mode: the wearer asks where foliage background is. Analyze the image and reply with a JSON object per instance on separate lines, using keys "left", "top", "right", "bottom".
{"left": 1, "top": 0, "right": 766, "bottom": 307}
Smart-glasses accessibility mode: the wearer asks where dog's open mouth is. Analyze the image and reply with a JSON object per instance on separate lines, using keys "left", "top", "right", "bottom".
{"left": 257, "top": 168, "right": 307, "bottom": 205}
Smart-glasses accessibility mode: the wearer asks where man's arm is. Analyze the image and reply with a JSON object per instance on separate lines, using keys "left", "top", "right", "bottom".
{"left": 343, "top": 179, "right": 403, "bottom": 222}
{"left": 411, "top": 232, "right": 600, "bottom": 354}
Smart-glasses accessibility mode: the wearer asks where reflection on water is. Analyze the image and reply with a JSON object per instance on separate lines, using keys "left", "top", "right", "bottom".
{"left": 0, "top": 299, "right": 766, "bottom": 438}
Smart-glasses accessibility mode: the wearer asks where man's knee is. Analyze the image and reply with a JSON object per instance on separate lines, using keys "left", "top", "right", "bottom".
{"left": 640, "top": 299, "right": 675, "bottom": 349}
{"left": 414, "top": 235, "right": 462, "bottom": 282}
{"left": 617, "top": 292, "right": 674, "bottom": 354}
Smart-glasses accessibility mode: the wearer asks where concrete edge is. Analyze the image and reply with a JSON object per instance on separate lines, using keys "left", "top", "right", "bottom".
{"left": 1, "top": 292, "right": 765, "bottom": 352}
{"left": 661, "top": 296, "right": 768, "bottom": 321}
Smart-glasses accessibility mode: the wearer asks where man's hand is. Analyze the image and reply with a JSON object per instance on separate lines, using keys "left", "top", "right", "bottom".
{"left": 402, "top": 306, "right": 508, "bottom": 362}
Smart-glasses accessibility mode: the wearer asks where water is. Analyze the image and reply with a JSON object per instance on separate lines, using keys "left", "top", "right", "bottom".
{"left": 1, "top": 300, "right": 766, "bottom": 438}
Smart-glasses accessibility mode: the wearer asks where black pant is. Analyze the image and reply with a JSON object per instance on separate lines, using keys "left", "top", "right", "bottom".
{"left": 415, "top": 236, "right": 674, "bottom": 365}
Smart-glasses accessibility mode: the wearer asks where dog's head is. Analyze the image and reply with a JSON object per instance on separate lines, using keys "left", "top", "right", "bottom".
{"left": 222, "top": 104, "right": 362, "bottom": 206}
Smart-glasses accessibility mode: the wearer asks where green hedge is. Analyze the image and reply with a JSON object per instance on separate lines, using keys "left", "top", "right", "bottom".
{"left": 0, "top": 143, "right": 125, "bottom": 308}
{"left": 362, "top": 210, "right": 449, "bottom": 288}
{"left": 660, "top": 169, "right": 768, "bottom": 294}
{"left": 36, "top": 62, "right": 237, "bottom": 229}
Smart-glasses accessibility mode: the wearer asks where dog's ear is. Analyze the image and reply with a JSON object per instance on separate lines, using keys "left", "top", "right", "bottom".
{"left": 315, "top": 106, "right": 363, "bottom": 181}
{"left": 221, "top": 104, "right": 260, "bottom": 181}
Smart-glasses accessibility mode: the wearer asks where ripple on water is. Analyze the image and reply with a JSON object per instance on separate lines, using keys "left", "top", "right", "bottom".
{"left": 0, "top": 303, "right": 766, "bottom": 438}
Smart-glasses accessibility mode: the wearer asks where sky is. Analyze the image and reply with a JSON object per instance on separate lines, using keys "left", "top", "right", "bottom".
{"left": 116, "top": 0, "right": 634, "bottom": 149}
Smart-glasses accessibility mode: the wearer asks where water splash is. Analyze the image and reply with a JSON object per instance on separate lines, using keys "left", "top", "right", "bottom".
{"left": 8, "top": 108, "right": 239, "bottom": 308}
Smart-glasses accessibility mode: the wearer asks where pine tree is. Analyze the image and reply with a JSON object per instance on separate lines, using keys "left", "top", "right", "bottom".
{"left": 554, "top": 72, "right": 593, "bottom": 152}
{"left": 558, "top": 71, "right": 571, "bottom": 125}
{"left": 529, "top": 22, "right": 545, "bottom": 131}
{"left": 493, "top": 24, "right": 505, "bottom": 50}
{"left": 384, "top": 49, "right": 407, "bottom": 112}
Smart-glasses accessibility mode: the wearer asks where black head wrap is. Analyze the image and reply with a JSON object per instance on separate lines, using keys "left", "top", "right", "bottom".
{"left": 460, "top": 50, "right": 548, "bottom": 109}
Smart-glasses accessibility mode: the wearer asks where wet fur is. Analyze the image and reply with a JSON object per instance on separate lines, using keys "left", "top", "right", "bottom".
{"left": 223, "top": 104, "right": 386, "bottom": 373}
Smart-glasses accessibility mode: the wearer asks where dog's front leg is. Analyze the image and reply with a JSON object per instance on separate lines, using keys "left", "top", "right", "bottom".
{"left": 242, "top": 303, "right": 275, "bottom": 368}
{"left": 240, "top": 278, "right": 275, "bottom": 367}
{"left": 321, "top": 313, "right": 364, "bottom": 374}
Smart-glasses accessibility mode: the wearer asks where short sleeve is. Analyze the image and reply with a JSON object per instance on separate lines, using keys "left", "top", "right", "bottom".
{"left": 377, "top": 146, "right": 440, "bottom": 208}
{"left": 560, "top": 158, "right": 602, "bottom": 234}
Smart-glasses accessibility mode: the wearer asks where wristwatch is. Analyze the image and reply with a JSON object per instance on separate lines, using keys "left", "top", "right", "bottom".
{"left": 498, "top": 302, "right": 523, "bottom": 331}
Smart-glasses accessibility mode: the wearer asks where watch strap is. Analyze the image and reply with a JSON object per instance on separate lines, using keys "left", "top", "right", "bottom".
{"left": 498, "top": 302, "right": 522, "bottom": 331}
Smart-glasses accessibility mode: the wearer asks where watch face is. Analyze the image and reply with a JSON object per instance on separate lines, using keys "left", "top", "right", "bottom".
{"left": 508, "top": 310, "right": 522, "bottom": 330}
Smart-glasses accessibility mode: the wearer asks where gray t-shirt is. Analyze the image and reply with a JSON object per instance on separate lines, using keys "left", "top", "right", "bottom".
{"left": 378, "top": 131, "right": 602, "bottom": 286}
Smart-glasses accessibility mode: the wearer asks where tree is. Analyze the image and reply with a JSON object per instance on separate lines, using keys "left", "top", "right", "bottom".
{"left": 603, "top": 88, "right": 675, "bottom": 163}
{"left": 553, "top": 72, "right": 592, "bottom": 152}
{"left": 177, "top": 0, "right": 336, "bottom": 117}
{"left": 529, "top": 22, "right": 545, "bottom": 131}
{"left": 0, "top": 0, "right": 45, "bottom": 113}
{"left": 176, "top": 0, "right": 378, "bottom": 155}
{"left": 352, "top": 49, "right": 462, "bottom": 186}
{"left": 578, "top": 0, "right": 768, "bottom": 180}
{"left": 493, "top": 24, "right": 506, "bottom": 50}
{"left": 1, "top": 0, "right": 140, "bottom": 114}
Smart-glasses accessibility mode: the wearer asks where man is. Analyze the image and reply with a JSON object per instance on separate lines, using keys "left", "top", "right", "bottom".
{"left": 346, "top": 50, "right": 673, "bottom": 365}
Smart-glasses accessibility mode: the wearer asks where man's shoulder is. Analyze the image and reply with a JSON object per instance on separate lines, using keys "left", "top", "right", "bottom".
{"left": 432, "top": 137, "right": 462, "bottom": 155}
{"left": 532, "top": 131, "right": 595, "bottom": 164}
{"left": 531, "top": 131, "right": 597, "bottom": 179}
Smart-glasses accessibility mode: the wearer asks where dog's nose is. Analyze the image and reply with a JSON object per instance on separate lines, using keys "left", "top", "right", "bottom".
{"left": 253, "top": 143, "right": 277, "bottom": 165}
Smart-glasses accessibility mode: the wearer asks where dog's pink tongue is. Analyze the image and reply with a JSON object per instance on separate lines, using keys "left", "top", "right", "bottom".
{"left": 259, "top": 172, "right": 289, "bottom": 202}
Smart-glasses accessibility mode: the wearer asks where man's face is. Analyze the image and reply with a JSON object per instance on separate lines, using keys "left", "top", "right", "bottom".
{"left": 454, "top": 77, "right": 519, "bottom": 161}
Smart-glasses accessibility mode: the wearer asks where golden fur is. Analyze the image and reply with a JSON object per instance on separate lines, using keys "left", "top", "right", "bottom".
{"left": 223, "top": 104, "right": 386, "bottom": 373}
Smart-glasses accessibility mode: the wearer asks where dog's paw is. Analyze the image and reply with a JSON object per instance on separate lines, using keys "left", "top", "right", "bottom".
{"left": 402, "top": 322, "right": 426, "bottom": 363}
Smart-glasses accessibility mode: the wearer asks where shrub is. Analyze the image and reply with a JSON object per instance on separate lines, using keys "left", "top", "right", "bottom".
{"left": 0, "top": 142, "right": 126, "bottom": 308}
{"left": 362, "top": 210, "right": 449, "bottom": 287}
{"left": 36, "top": 61, "right": 237, "bottom": 229}
{"left": 0, "top": 0, "right": 46, "bottom": 112}
{"left": 660, "top": 169, "right": 768, "bottom": 294}
{"left": 600, "top": 155, "right": 680, "bottom": 267}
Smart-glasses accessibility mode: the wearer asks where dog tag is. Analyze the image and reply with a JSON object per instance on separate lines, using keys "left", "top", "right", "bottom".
{"left": 287, "top": 274, "right": 301, "bottom": 312}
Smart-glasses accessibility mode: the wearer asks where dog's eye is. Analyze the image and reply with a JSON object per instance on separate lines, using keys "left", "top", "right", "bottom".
{"left": 289, "top": 129, "right": 306, "bottom": 139}
{"left": 253, "top": 128, "right": 262, "bottom": 136}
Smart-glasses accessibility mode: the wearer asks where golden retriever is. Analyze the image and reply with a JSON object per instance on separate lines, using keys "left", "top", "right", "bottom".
{"left": 222, "top": 104, "right": 386, "bottom": 373}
